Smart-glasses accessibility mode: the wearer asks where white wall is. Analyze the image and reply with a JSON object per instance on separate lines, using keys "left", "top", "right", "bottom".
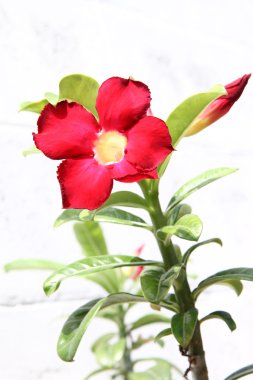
{"left": 0, "top": 0, "right": 253, "bottom": 379}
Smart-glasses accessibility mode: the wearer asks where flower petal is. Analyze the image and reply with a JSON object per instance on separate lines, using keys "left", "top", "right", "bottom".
{"left": 96, "top": 77, "right": 151, "bottom": 131}
{"left": 57, "top": 158, "right": 113, "bottom": 209}
{"left": 34, "top": 101, "right": 100, "bottom": 160}
{"left": 125, "top": 116, "right": 173, "bottom": 171}
{"left": 109, "top": 158, "right": 158, "bottom": 183}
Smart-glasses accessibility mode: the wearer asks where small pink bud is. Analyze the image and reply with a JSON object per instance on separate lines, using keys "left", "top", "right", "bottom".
{"left": 131, "top": 244, "right": 145, "bottom": 280}
{"left": 185, "top": 74, "right": 251, "bottom": 136}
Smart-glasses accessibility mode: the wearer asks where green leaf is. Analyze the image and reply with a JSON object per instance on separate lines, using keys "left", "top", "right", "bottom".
{"left": 141, "top": 266, "right": 180, "bottom": 304}
{"left": 167, "top": 167, "right": 238, "bottom": 211}
{"left": 54, "top": 209, "right": 83, "bottom": 228}
{"left": 130, "top": 358, "right": 174, "bottom": 380}
{"left": 193, "top": 279, "right": 243, "bottom": 300}
{"left": 167, "top": 203, "right": 192, "bottom": 225}
{"left": 158, "top": 86, "right": 226, "bottom": 177}
{"left": 171, "top": 308, "right": 198, "bottom": 348}
{"left": 92, "top": 333, "right": 125, "bottom": 367}
{"left": 225, "top": 364, "right": 253, "bottom": 380}
{"left": 3, "top": 259, "right": 63, "bottom": 272}
{"left": 20, "top": 99, "right": 48, "bottom": 113}
{"left": 200, "top": 311, "right": 236, "bottom": 332}
{"left": 84, "top": 367, "right": 115, "bottom": 380}
{"left": 130, "top": 314, "right": 171, "bottom": 331}
{"left": 59, "top": 74, "right": 99, "bottom": 117}
{"left": 157, "top": 214, "right": 203, "bottom": 242}
{"left": 101, "top": 191, "right": 148, "bottom": 210}
{"left": 193, "top": 268, "right": 253, "bottom": 299}
{"left": 73, "top": 222, "right": 108, "bottom": 257}
{"left": 22, "top": 145, "right": 41, "bottom": 157}
{"left": 155, "top": 327, "right": 172, "bottom": 342}
{"left": 92, "top": 207, "right": 152, "bottom": 230}
{"left": 57, "top": 293, "right": 148, "bottom": 361}
{"left": 182, "top": 238, "right": 222, "bottom": 267}
{"left": 44, "top": 91, "right": 58, "bottom": 105}
{"left": 43, "top": 255, "right": 161, "bottom": 296}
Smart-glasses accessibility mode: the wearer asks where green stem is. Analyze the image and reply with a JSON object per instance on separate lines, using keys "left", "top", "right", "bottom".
{"left": 118, "top": 307, "right": 133, "bottom": 380}
{"left": 139, "top": 181, "right": 209, "bottom": 380}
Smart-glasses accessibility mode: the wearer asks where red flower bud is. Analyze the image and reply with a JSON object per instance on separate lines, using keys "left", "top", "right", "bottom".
{"left": 185, "top": 74, "right": 251, "bottom": 136}
{"left": 131, "top": 244, "right": 144, "bottom": 280}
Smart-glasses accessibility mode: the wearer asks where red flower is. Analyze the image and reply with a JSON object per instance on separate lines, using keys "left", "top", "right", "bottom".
{"left": 131, "top": 244, "right": 144, "bottom": 280}
{"left": 185, "top": 74, "right": 251, "bottom": 136}
{"left": 33, "top": 77, "right": 173, "bottom": 209}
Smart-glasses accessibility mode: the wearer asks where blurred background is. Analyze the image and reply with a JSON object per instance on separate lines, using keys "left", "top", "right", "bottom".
{"left": 0, "top": 0, "right": 253, "bottom": 379}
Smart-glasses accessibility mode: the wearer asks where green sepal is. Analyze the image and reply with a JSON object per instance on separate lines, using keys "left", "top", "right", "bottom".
{"left": 20, "top": 99, "right": 48, "bottom": 113}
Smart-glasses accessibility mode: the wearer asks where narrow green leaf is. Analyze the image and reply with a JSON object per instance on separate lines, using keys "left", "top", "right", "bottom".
{"left": 57, "top": 293, "right": 148, "bottom": 361}
{"left": 93, "top": 207, "right": 152, "bottom": 230}
{"left": 59, "top": 74, "right": 99, "bottom": 117}
{"left": 130, "top": 358, "right": 173, "bottom": 380}
{"left": 44, "top": 92, "right": 58, "bottom": 105}
{"left": 3, "top": 259, "right": 63, "bottom": 272}
{"left": 171, "top": 308, "right": 198, "bottom": 348}
{"left": 193, "top": 268, "right": 253, "bottom": 299}
{"left": 43, "top": 255, "right": 161, "bottom": 296}
{"left": 225, "top": 364, "right": 253, "bottom": 380}
{"left": 73, "top": 222, "right": 108, "bottom": 256}
{"left": 167, "top": 167, "right": 238, "bottom": 211}
{"left": 182, "top": 238, "right": 222, "bottom": 267}
{"left": 130, "top": 314, "right": 171, "bottom": 331}
{"left": 20, "top": 99, "right": 48, "bottom": 113}
{"left": 200, "top": 311, "right": 236, "bottom": 332}
{"left": 167, "top": 203, "right": 192, "bottom": 225}
{"left": 22, "top": 145, "right": 40, "bottom": 157}
{"left": 158, "top": 86, "right": 226, "bottom": 177}
{"left": 101, "top": 191, "right": 148, "bottom": 210}
{"left": 155, "top": 328, "right": 172, "bottom": 342}
{"left": 157, "top": 214, "right": 203, "bottom": 242}
{"left": 193, "top": 279, "right": 243, "bottom": 300}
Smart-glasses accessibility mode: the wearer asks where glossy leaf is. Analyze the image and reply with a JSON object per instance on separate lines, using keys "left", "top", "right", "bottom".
{"left": 101, "top": 191, "right": 148, "bottom": 210}
{"left": 20, "top": 99, "right": 48, "bottom": 113}
{"left": 73, "top": 222, "right": 108, "bottom": 257}
{"left": 157, "top": 215, "right": 203, "bottom": 242}
{"left": 54, "top": 209, "right": 84, "bottom": 228}
{"left": 171, "top": 308, "right": 198, "bottom": 348}
{"left": 182, "top": 238, "right": 222, "bottom": 267}
{"left": 193, "top": 279, "right": 243, "bottom": 300}
{"left": 158, "top": 86, "right": 226, "bottom": 177}
{"left": 57, "top": 293, "right": 148, "bottom": 361}
{"left": 193, "top": 268, "right": 253, "bottom": 299}
{"left": 167, "top": 203, "right": 192, "bottom": 225}
{"left": 225, "top": 364, "right": 253, "bottom": 380}
{"left": 92, "top": 207, "right": 152, "bottom": 230}
{"left": 200, "top": 311, "right": 236, "bottom": 332}
{"left": 4, "top": 259, "right": 63, "bottom": 272}
{"left": 130, "top": 314, "right": 171, "bottom": 331}
{"left": 43, "top": 255, "right": 161, "bottom": 296}
{"left": 141, "top": 266, "right": 180, "bottom": 304}
{"left": 155, "top": 327, "right": 172, "bottom": 342}
{"left": 22, "top": 145, "right": 40, "bottom": 157}
{"left": 167, "top": 167, "right": 238, "bottom": 211}
{"left": 59, "top": 74, "right": 99, "bottom": 117}
{"left": 92, "top": 333, "right": 125, "bottom": 367}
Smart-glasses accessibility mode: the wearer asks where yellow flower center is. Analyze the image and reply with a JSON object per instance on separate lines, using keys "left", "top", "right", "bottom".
{"left": 94, "top": 131, "right": 127, "bottom": 165}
